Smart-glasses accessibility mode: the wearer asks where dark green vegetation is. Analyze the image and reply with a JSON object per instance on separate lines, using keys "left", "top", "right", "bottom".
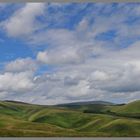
{"left": 0, "top": 100, "right": 139, "bottom": 137}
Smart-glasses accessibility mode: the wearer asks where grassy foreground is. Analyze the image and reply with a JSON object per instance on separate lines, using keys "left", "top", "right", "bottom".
{"left": 0, "top": 100, "right": 139, "bottom": 137}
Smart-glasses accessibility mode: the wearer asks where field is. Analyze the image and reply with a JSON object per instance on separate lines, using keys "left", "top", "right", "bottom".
{"left": 0, "top": 100, "right": 139, "bottom": 137}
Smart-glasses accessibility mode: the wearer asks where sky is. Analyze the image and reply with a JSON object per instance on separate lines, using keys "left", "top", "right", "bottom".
{"left": 0, "top": 3, "right": 140, "bottom": 105}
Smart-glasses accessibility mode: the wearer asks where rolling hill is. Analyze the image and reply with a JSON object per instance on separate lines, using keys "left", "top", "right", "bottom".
{"left": 111, "top": 100, "right": 140, "bottom": 114}
{"left": 0, "top": 100, "right": 139, "bottom": 136}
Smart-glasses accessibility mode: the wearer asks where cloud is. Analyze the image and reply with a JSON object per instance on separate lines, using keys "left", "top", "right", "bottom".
{"left": 5, "top": 57, "right": 38, "bottom": 72}
{"left": 34, "top": 27, "right": 95, "bottom": 65}
{"left": 2, "top": 3, "right": 45, "bottom": 37}
{"left": 91, "top": 71, "right": 110, "bottom": 81}
{"left": 0, "top": 71, "right": 34, "bottom": 93}
{"left": 99, "top": 60, "right": 140, "bottom": 93}
{"left": 37, "top": 48, "right": 84, "bottom": 65}
{"left": 29, "top": 29, "right": 77, "bottom": 46}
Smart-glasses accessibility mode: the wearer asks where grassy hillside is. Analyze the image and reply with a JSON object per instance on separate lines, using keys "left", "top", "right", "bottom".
{"left": 0, "top": 100, "right": 139, "bottom": 136}
{"left": 111, "top": 100, "right": 140, "bottom": 113}
{"left": 110, "top": 100, "right": 140, "bottom": 118}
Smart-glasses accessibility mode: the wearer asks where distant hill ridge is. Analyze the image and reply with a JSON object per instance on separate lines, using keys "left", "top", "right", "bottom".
{"left": 3, "top": 100, "right": 116, "bottom": 106}
{"left": 57, "top": 100, "right": 115, "bottom": 106}
{"left": 4, "top": 100, "right": 31, "bottom": 105}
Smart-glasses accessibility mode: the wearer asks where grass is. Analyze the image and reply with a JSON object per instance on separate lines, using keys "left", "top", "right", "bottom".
{"left": 0, "top": 100, "right": 139, "bottom": 136}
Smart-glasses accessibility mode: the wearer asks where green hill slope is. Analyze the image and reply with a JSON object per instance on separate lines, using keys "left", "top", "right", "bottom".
{"left": 0, "top": 100, "right": 139, "bottom": 136}
{"left": 110, "top": 100, "right": 140, "bottom": 118}
{"left": 111, "top": 100, "right": 140, "bottom": 113}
